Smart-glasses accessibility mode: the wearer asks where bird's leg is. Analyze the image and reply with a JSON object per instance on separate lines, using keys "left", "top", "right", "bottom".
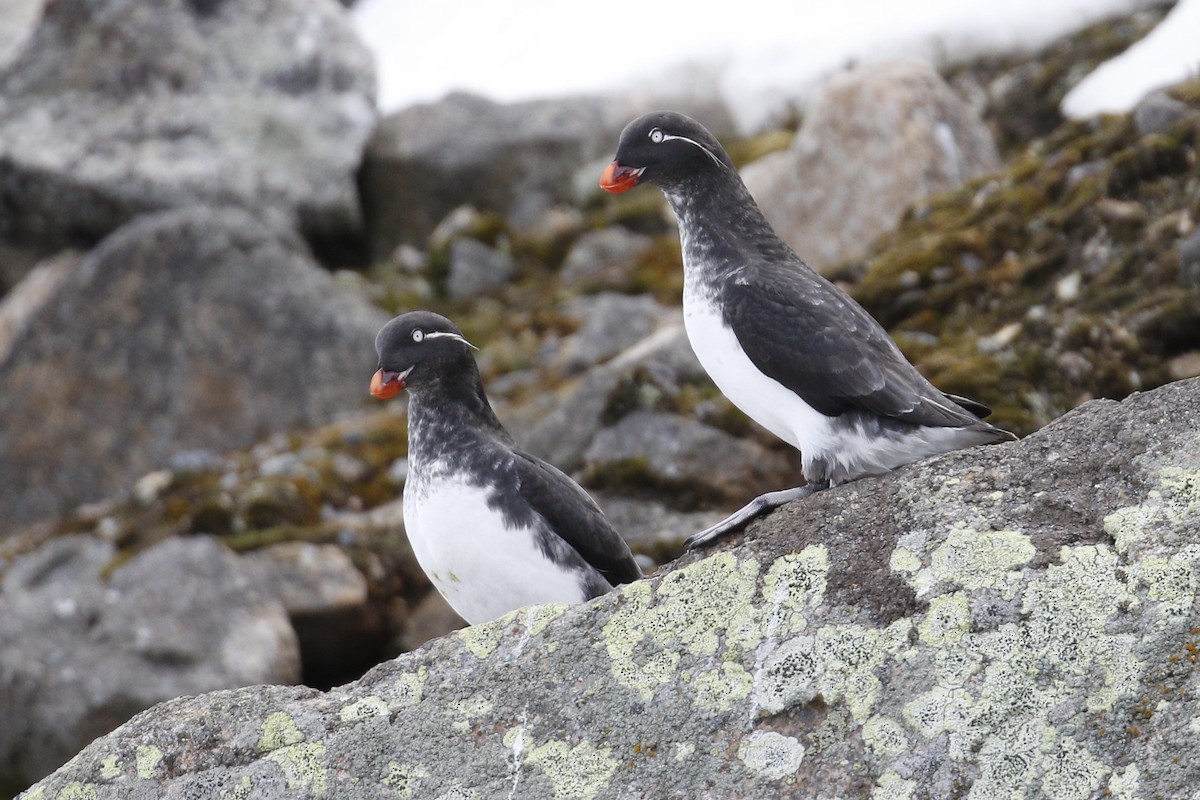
{"left": 685, "top": 481, "right": 830, "bottom": 549}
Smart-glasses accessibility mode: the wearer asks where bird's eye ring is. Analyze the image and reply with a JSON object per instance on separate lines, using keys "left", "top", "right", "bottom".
{"left": 412, "top": 329, "right": 424, "bottom": 343}
{"left": 649, "top": 128, "right": 664, "bottom": 144}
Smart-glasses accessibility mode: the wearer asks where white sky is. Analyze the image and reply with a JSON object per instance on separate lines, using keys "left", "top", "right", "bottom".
{"left": 352, "top": 0, "right": 1191, "bottom": 131}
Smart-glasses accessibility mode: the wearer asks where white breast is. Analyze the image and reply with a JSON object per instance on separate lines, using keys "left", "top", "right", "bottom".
{"left": 682, "top": 291, "right": 831, "bottom": 461}
{"left": 403, "top": 471, "right": 588, "bottom": 625}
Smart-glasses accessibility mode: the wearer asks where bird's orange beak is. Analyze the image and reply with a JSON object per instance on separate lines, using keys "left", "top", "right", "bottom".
{"left": 370, "top": 368, "right": 404, "bottom": 399}
{"left": 599, "top": 161, "right": 643, "bottom": 193}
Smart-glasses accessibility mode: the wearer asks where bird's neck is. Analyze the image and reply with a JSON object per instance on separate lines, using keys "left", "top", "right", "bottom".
{"left": 406, "top": 373, "right": 510, "bottom": 465}
{"left": 663, "top": 172, "right": 796, "bottom": 291}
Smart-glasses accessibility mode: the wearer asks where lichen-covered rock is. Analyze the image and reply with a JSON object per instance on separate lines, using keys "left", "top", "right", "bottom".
{"left": 742, "top": 59, "right": 1000, "bottom": 270}
{"left": 19, "top": 375, "right": 1200, "bottom": 800}
{"left": 0, "top": 0, "right": 375, "bottom": 264}
{"left": 0, "top": 207, "right": 388, "bottom": 526}
{"left": 0, "top": 535, "right": 299, "bottom": 787}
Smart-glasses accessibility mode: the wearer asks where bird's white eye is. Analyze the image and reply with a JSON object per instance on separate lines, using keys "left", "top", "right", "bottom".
{"left": 649, "top": 128, "right": 664, "bottom": 144}
{"left": 412, "top": 329, "right": 425, "bottom": 343}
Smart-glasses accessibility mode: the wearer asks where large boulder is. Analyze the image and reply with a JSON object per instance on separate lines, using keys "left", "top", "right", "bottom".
{"left": 0, "top": 535, "right": 299, "bottom": 786}
{"left": 0, "top": 207, "right": 388, "bottom": 527}
{"left": 359, "top": 93, "right": 735, "bottom": 259}
{"left": 22, "top": 378, "right": 1200, "bottom": 800}
{"left": 0, "top": 0, "right": 375, "bottom": 268}
{"left": 743, "top": 59, "right": 1000, "bottom": 271}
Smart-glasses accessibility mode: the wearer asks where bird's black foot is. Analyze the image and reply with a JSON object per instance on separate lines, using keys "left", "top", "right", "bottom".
{"left": 685, "top": 482, "right": 830, "bottom": 549}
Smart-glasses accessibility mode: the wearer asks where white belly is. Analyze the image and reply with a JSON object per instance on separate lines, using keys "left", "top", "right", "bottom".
{"left": 682, "top": 293, "right": 958, "bottom": 483}
{"left": 403, "top": 472, "right": 588, "bottom": 625}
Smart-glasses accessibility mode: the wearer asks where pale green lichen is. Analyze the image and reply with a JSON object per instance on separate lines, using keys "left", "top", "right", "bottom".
{"left": 219, "top": 775, "right": 253, "bottom": 800}
{"left": 134, "top": 745, "right": 162, "bottom": 780}
{"left": 1108, "top": 764, "right": 1141, "bottom": 799}
{"left": 258, "top": 712, "right": 305, "bottom": 752}
{"left": 98, "top": 754, "right": 121, "bottom": 781}
{"left": 1038, "top": 734, "right": 1108, "bottom": 800}
{"left": 386, "top": 666, "right": 427, "bottom": 706}
{"left": 672, "top": 742, "right": 695, "bottom": 761}
{"left": 692, "top": 662, "right": 753, "bottom": 714}
{"left": 888, "top": 547, "right": 921, "bottom": 575}
{"left": 817, "top": 620, "right": 910, "bottom": 722}
{"left": 862, "top": 715, "right": 909, "bottom": 761}
{"left": 54, "top": 784, "right": 97, "bottom": 800}
{"left": 524, "top": 739, "right": 619, "bottom": 800}
{"left": 602, "top": 554, "right": 760, "bottom": 701}
{"left": 760, "top": 546, "right": 829, "bottom": 638}
{"left": 382, "top": 761, "right": 429, "bottom": 798}
{"left": 929, "top": 526, "right": 1035, "bottom": 595}
{"left": 340, "top": 695, "right": 389, "bottom": 722}
{"left": 872, "top": 771, "right": 917, "bottom": 800}
{"left": 737, "top": 731, "right": 805, "bottom": 781}
{"left": 265, "top": 743, "right": 328, "bottom": 798}
{"left": 449, "top": 695, "right": 494, "bottom": 733}
{"left": 752, "top": 635, "right": 819, "bottom": 716}
{"left": 458, "top": 616, "right": 511, "bottom": 659}
{"left": 917, "top": 592, "right": 970, "bottom": 647}
{"left": 1106, "top": 468, "right": 1200, "bottom": 556}
{"left": 529, "top": 603, "right": 568, "bottom": 636}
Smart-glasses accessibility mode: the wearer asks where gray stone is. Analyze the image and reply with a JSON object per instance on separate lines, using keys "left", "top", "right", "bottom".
{"left": 0, "top": 0, "right": 375, "bottom": 261}
{"left": 1133, "top": 90, "right": 1199, "bottom": 136}
{"left": 445, "top": 237, "right": 517, "bottom": 300}
{"left": 360, "top": 94, "right": 733, "bottom": 258}
{"left": 559, "top": 227, "right": 658, "bottom": 293}
{"left": 0, "top": 0, "right": 40, "bottom": 72}
{"left": 0, "top": 207, "right": 388, "bottom": 527}
{"left": 592, "top": 493, "right": 726, "bottom": 561}
{"left": 509, "top": 321, "right": 708, "bottom": 473}
{"left": 584, "top": 410, "right": 793, "bottom": 506}
{"left": 742, "top": 59, "right": 1000, "bottom": 271}
{"left": 1180, "top": 227, "right": 1200, "bottom": 289}
{"left": 0, "top": 535, "right": 298, "bottom": 785}
{"left": 555, "top": 293, "right": 671, "bottom": 374}
{"left": 22, "top": 376, "right": 1200, "bottom": 800}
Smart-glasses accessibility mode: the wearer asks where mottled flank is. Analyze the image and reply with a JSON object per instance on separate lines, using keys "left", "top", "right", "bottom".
{"left": 18, "top": 377, "right": 1200, "bottom": 799}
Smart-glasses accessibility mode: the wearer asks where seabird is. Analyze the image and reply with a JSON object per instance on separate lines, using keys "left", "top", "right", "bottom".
{"left": 600, "top": 111, "right": 1016, "bottom": 547}
{"left": 371, "top": 310, "right": 641, "bottom": 624}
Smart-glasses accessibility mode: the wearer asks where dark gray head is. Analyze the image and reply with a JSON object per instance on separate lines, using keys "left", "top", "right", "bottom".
{"left": 600, "top": 111, "right": 735, "bottom": 195}
{"left": 370, "top": 311, "right": 478, "bottom": 399}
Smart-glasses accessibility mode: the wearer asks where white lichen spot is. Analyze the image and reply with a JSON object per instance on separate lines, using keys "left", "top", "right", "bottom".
{"left": 265, "top": 742, "right": 328, "bottom": 798}
{"left": 135, "top": 745, "right": 162, "bottom": 779}
{"left": 99, "top": 754, "right": 121, "bottom": 780}
{"left": 904, "top": 685, "right": 974, "bottom": 741}
{"left": 872, "top": 771, "right": 917, "bottom": 800}
{"left": 752, "top": 635, "right": 820, "bottom": 717}
{"left": 889, "top": 546, "right": 921, "bottom": 575}
{"left": 692, "top": 662, "right": 753, "bottom": 713}
{"left": 524, "top": 739, "right": 619, "bottom": 800}
{"left": 672, "top": 742, "right": 695, "bottom": 762}
{"left": 386, "top": 666, "right": 427, "bottom": 706}
{"left": 382, "top": 761, "right": 429, "bottom": 798}
{"left": 1108, "top": 763, "right": 1141, "bottom": 799}
{"left": 862, "top": 715, "right": 909, "bottom": 761}
{"left": 930, "top": 525, "right": 1035, "bottom": 594}
{"left": 1128, "top": 546, "right": 1200, "bottom": 628}
{"left": 20, "top": 788, "right": 43, "bottom": 800}
{"left": 258, "top": 712, "right": 305, "bottom": 752}
{"left": 817, "top": 620, "right": 909, "bottom": 722}
{"left": 737, "top": 731, "right": 805, "bottom": 781}
{"left": 918, "top": 592, "right": 970, "bottom": 648}
{"left": 340, "top": 695, "right": 389, "bottom": 722}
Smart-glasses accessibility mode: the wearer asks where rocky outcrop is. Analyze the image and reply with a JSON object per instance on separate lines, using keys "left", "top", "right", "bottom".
{"left": 0, "top": 0, "right": 375, "bottom": 268}
{"left": 0, "top": 535, "right": 299, "bottom": 785}
{"left": 20, "top": 375, "right": 1200, "bottom": 799}
{"left": 743, "top": 59, "right": 1000, "bottom": 271}
{"left": 0, "top": 207, "right": 387, "bottom": 526}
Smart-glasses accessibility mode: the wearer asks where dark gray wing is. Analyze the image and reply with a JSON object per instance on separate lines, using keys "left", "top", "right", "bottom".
{"left": 511, "top": 450, "right": 642, "bottom": 586}
{"left": 723, "top": 263, "right": 991, "bottom": 429}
